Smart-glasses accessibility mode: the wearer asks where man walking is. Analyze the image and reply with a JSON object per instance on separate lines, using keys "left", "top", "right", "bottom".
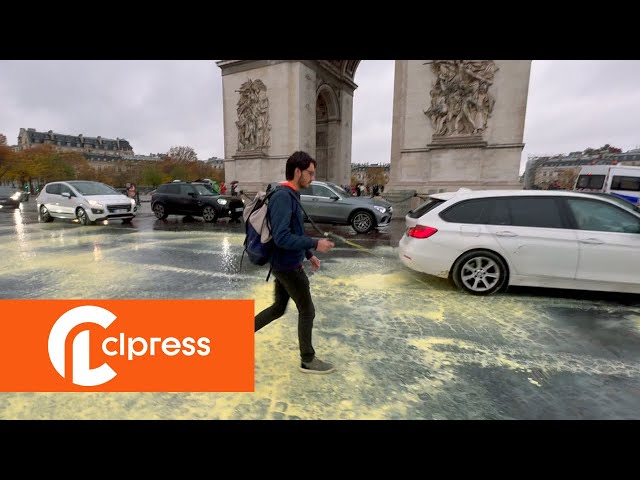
{"left": 254, "top": 151, "right": 336, "bottom": 374}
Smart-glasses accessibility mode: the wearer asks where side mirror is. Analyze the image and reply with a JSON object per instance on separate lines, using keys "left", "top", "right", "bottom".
{"left": 330, "top": 195, "right": 340, "bottom": 201}
{"left": 188, "top": 192, "right": 196, "bottom": 197}
{"left": 61, "top": 192, "right": 71, "bottom": 199}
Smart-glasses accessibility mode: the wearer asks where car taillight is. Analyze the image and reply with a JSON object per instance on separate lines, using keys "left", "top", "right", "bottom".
{"left": 408, "top": 225, "right": 438, "bottom": 239}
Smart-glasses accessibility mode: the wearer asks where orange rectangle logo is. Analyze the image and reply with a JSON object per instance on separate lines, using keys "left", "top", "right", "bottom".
{"left": 0, "top": 300, "right": 254, "bottom": 392}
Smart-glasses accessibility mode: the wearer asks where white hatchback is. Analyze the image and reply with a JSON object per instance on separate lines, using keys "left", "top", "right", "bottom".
{"left": 37, "top": 180, "right": 138, "bottom": 225}
{"left": 399, "top": 189, "right": 640, "bottom": 295}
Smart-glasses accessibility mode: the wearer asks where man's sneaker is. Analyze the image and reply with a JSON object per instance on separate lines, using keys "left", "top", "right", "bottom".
{"left": 299, "top": 357, "right": 336, "bottom": 374}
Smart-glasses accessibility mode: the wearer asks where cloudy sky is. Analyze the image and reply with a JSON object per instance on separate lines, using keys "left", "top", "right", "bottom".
{"left": 1, "top": 60, "right": 639, "bottom": 174}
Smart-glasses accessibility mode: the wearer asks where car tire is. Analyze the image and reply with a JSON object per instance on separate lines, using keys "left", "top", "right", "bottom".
{"left": 39, "top": 205, "right": 54, "bottom": 222}
{"left": 451, "top": 249, "right": 508, "bottom": 296}
{"left": 351, "top": 210, "right": 374, "bottom": 233}
{"left": 202, "top": 206, "right": 218, "bottom": 223}
{"left": 153, "top": 203, "right": 168, "bottom": 220}
{"left": 76, "top": 207, "right": 91, "bottom": 225}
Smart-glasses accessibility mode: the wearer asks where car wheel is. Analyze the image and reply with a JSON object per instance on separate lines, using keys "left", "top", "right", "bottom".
{"left": 452, "top": 250, "right": 508, "bottom": 296}
{"left": 153, "top": 203, "right": 168, "bottom": 220}
{"left": 202, "top": 205, "right": 218, "bottom": 223}
{"left": 351, "top": 210, "right": 374, "bottom": 233}
{"left": 76, "top": 207, "right": 91, "bottom": 225}
{"left": 39, "top": 205, "right": 54, "bottom": 222}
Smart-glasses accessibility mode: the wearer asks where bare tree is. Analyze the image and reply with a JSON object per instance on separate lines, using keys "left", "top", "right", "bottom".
{"left": 167, "top": 146, "right": 198, "bottom": 163}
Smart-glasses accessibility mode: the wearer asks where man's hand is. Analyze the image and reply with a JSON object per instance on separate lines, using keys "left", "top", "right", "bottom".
{"left": 316, "top": 238, "right": 334, "bottom": 253}
{"left": 309, "top": 256, "right": 321, "bottom": 271}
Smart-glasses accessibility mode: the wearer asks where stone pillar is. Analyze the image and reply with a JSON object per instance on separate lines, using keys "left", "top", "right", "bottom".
{"left": 387, "top": 60, "right": 531, "bottom": 214}
{"left": 218, "top": 60, "right": 317, "bottom": 194}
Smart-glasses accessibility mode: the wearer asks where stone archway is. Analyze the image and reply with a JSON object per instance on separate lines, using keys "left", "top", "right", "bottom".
{"left": 216, "top": 60, "right": 531, "bottom": 210}
{"left": 315, "top": 82, "right": 341, "bottom": 182}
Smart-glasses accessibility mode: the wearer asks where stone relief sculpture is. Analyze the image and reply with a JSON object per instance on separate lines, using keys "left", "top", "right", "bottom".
{"left": 236, "top": 79, "right": 271, "bottom": 151}
{"left": 425, "top": 60, "right": 498, "bottom": 137}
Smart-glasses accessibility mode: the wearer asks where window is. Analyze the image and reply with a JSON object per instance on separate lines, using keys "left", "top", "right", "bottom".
{"left": 60, "top": 185, "right": 74, "bottom": 197}
{"left": 407, "top": 197, "right": 445, "bottom": 219}
{"left": 180, "top": 184, "right": 195, "bottom": 196}
{"left": 508, "top": 197, "right": 564, "bottom": 229}
{"left": 311, "top": 185, "right": 334, "bottom": 197}
{"left": 46, "top": 184, "right": 61, "bottom": 195}
{"left": 566, "top": 198, "right": 640, "bottom": 233}
{"left": 576, "top": 175, "right": 605, "bottom": 189}
{"left": 611, "top": 175, "right": 640, "bottom": 192}
{"left": 440, "top": 198, "right": 493, "bottom": 224}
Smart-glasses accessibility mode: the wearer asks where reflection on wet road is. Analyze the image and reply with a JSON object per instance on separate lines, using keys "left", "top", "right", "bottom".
{"left": 1, "top": 201, "right": 639, "bottom": 419}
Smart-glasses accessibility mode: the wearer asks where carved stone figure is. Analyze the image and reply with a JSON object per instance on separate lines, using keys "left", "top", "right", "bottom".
{"left": 425, "top": 60, "right": 498, "bottom": 137}
{"left": 236, "top": 79, "right": 271, "bottom": 151}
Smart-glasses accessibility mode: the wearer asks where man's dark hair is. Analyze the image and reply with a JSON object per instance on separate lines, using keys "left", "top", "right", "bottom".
{"left": 286, "top": 151, "right": 317, "bottom": 181}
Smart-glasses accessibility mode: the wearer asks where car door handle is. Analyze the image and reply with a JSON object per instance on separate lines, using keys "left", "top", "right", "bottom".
{"left": 580, "top": 238, "right": 603, "bottom": 245}
{"left": 495, "top": 231, "right": 517, "bottom": 237}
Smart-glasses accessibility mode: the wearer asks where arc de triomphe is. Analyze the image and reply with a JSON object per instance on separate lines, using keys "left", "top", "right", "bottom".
{"left": 217, "top": 60, "right": 531, "bottom": 209}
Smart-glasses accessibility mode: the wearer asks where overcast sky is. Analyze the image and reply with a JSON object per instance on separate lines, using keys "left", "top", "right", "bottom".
{"left": 1, "top": 60, "right": 639, "bottom": 174}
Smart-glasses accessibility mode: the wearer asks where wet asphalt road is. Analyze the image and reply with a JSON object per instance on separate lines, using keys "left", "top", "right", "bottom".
{"left": 1, "top": 199, "right": 640, "bottom": 419}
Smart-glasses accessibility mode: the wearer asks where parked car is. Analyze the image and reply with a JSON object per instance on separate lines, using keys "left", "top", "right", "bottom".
{"left": 268, "top": 180, "right": 393, "bottom": 233}
{"left": 36, "top": 180, "right": 138, "bottom": 224}
{"left": 399, "top": 189, "right": 640, "bottom": 296}
{"left": 151, "top": 181, "right": 244, "bottom": 222}
{"left": 0, "top": 186, "right": 22, "bottom": 210}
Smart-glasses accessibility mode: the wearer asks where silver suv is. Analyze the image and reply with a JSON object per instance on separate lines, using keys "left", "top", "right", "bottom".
{"left": 36, "top": 180, "right": 138, "bottom": 225}
{"left": 269, "top": 180, "right": 393, "bottom": 233}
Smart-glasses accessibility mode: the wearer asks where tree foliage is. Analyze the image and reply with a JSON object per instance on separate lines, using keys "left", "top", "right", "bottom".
{"left": 365, "top": 166, "right": 387, "bottom": 186}
{"left": 2, "top": 143, "right": 224, "bottom": 191}
{"left": 583, "top": 144, "right": 622, "bottom": 155}
{"left": 167, "top": 145, "right": 198, "bottom": 163}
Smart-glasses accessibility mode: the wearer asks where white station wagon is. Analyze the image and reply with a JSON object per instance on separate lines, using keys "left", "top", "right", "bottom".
{"left": 37, "top": 180, "right": 138, "bottom": 225}
{"left": 399, "top": 189, "right": 640, "bottom": 296}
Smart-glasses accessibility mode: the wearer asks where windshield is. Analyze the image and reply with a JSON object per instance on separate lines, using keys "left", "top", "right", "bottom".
{"left": 68, "top": 181, "right": 120, "bottom": 196}
{"left": 0, "top": 186, "right": 18, "bottom": 195}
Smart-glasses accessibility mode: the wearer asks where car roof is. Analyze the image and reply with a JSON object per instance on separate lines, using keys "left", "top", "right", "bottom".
{"left": 429, "top": 188, "right": 625, "bottom": 202}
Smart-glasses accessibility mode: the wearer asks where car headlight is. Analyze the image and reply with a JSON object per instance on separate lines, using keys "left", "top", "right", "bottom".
{"left": 10, "top": 192, "right": 21, "bottom": 200}
{"left": 217, "top": 198, "right": 228, "bottom": 205}
{"left": 373, "top": 206, "right": 387, "bottom": 214}
{"left": 88, "top": 200, "right": 103, "bottom": 208}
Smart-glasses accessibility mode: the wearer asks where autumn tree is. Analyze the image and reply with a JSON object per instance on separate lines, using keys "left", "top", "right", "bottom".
{"left": 365, "top": 166, "right": 387, "bottom": 186}
{"left": 167, "top": 146, "right": 198, "bottom": 163}
{"left": 141, "top": 166, "right": 165, "bottom": 188}
{"left": 557, "top": 168, "right": 580, "bottom": 190}
{"left": 583, "top": 144, "right": 623, "bottom": 155}
{"left": 60, "top": 151, "right": 92, "bottom": 179}
{"left": 0, "top": 139, "right": 14, "bottom": 180}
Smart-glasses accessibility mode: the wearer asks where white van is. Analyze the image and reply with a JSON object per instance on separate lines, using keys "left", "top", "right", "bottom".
{"left": 574, "top": 165, "right": 640, "bottom": 205}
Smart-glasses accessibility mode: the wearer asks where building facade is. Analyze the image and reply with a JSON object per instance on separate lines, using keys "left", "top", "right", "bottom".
{"left": 15, "top": 128, "right": 162, "bottom": 170}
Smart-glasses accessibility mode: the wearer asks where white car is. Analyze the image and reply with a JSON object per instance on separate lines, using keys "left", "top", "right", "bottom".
{"left": 36, "top": 180, "right": 138, "bottom": 225}
{"left": 399, "top": 189, "right": 640, "bottom": 296}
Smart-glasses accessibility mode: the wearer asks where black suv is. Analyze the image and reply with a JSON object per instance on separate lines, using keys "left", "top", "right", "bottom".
{"left": 151, "top": 182, "right": 244, "bottom": 222}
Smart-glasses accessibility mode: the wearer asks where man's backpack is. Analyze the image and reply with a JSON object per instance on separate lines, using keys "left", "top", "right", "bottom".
{"left": 241, "top": 189, "right": 277, "bottom": 268}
